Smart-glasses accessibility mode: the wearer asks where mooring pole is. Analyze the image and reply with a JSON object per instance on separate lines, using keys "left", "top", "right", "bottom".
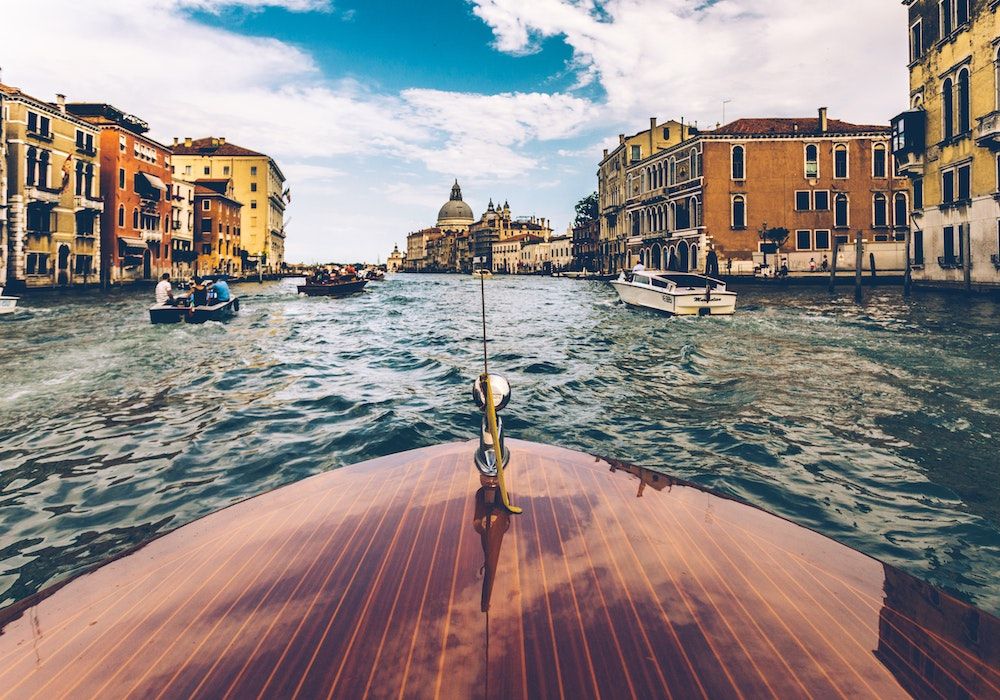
{"left": 829, "top": 238, "right": 839, "bottom": 294}
{"left": 904, "top": 227, "right": 912, "bottom": 297}
{"left": 854, "top": 230, "right": 863, "bottom": 303}
{"left": 962, "top": 223, "right": 972, "bottom": 293}
{"left": 869, "top": 252, "right": 877, "bottom": 279}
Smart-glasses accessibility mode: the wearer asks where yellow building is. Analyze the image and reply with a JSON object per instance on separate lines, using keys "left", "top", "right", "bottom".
{"left": 1, "top": 85, "right": 103, "bottom": 289}
{"left": 386, "top": 243, "right": 404, "bottom": 272}
{"left": 171, "top": 137, "right": 287, "bottom": 273}
{"left": 893, "top": 0, "right": 1000, "bottom": 289}
{"left": 597, "top": 117, "right": 688, "bottom": 272}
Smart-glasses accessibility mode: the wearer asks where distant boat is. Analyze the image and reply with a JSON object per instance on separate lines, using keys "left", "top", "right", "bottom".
{"left": 471, "top": 269, "right": 493, "bottom": 279}
{"left": 149, "top": 298, "right": 240, "bottom": 324}
{"left": 611, "top": 270, "right": 737, "bottom": 316}
{"left": 297, "top": 279, "right": 367, "bottom": 296}
{"left": 0, "top": 287, "right": 18, "bottom": 315}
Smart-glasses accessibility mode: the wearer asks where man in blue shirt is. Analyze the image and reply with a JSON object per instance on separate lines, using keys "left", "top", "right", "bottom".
{"left": 211, "top": 278, "right": 232, "bottom": 302}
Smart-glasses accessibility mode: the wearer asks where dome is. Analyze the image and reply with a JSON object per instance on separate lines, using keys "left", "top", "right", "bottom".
{"left": 436, "top": 180, "right": 474, "bottom": 227}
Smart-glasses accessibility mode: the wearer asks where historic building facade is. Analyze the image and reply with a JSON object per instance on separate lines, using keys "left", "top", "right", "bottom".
{"left": 893, "top": 0, "right": 1000, "bottom": 289}
{"left": 571, "top": 219, "right": 599, "bottom": 272}
{"left": 170, "top": 177, "right": 196, "bottom": 278}
{"left": 0, "top": 90, "right": 8, "bottom": 288}
{"left": 2, "top": 86, "right": 103, "bottom": 289}
{"left": 623, "top": 112, "right": 909, "bottom": 273}
{"left": 386, "top": 243, "right": 404, "bottom": 272}
{"left": 171, "top": 137, "right": 286, "bottom": 273}
{"left": 194, "top": 179, "right": 242, "bottom": 275}
{"left": 67, "top": 103, "right": 172, "bottom": 285}
{"left": 597, "top": 117, "right": 688, "bottom": 272}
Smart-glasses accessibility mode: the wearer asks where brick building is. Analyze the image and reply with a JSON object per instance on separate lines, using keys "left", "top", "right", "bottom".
{"left": 194, "top": 179, "right": 242, "bottom": 275}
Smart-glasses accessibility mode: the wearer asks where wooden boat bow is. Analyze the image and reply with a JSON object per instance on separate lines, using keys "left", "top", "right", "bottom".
{"left": 0, "top": 439, "right": 997, "bottom": 699}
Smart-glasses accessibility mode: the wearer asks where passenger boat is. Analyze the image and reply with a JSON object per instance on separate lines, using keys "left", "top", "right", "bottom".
{"left": 472, "top": 269, "right": 493, "bottom": 279}
{"left": 149, "top": 298, "right": 240, "bottom": 324}
{"left": 297, "top": 278, "right": 368, "bottom": 296}
{"left": 611, "top": 270, "right": 737, "bottom": 316}
{"left": 2, "top": 286, "right": 997, "bottom": 699}
{"left": 0, "top": 287, "right": 18, "bottom": 315}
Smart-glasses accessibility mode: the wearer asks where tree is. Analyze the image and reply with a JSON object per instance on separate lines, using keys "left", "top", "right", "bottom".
{"left": 574, "top": 191, "right": 599, "bottom": 227}
{"left": 759, "top": 226, "right": 789, "bottom": 266}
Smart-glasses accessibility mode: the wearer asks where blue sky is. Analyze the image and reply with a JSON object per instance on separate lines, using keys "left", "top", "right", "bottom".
{"left": 2, "top": 0, "right": 908, "bottom": 263}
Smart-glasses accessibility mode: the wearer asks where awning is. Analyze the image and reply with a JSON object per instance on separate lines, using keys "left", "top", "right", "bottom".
{"left": 118, "top": 236, "right": 147, "bottom": 253}
{"left": 137, "top": 172, "right": 167, "bottom": 192}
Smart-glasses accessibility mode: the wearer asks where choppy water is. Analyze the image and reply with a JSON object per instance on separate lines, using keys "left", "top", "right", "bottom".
{"left": 1, "top": 276, "right": 999, "bottom": 615}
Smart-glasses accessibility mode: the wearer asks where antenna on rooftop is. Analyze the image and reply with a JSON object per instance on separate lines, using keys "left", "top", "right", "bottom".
{"left": 722, "top": 99, "right": 733, "bottom": 125}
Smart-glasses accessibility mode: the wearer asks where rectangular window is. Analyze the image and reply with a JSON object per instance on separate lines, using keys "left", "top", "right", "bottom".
{"left": 795, "top": 191, "right": 811, "bottom": 211}
{"left": 202, "top": 200, "right": 211, "bottom": 211}
{"left": 223, "top": 166, "right": 230, "bottom": 175}
{"left": 834, "top": 146, "right": 848, "bottom": 178}
{"left": 957, "top": 164, "right": 971, "bottom": 201}
{"left": 873, "top": 147, "right": 887, "bottom": 178}
{"left": 118, "top": 168, "right": 125, "bottom": 189}
{"left": 76, "top": 130, "right": 84, "bottom": 149}
{"left": 913, "top": 230, "right": 924, "bottom": 264}
{"left": 914, "top": 178, "right": 924, "bottom": 209}
{"left": 250, "top": 166, "right": 258, "bottom": 176}
{"left": 250, "top": 182, "right": 258, "bottom": 192}
{"left": 814, "top": 190, "right": 830, "bottom": 211}
{"left": 630, "top": 145, "right": 641, "bottom": 162}
{"left": 796, "top": 230, "right": 812, "bottom": 250}
{"left": 204, "top": 166, "right": 210, "bottom": 175}
{"left": 943, "top": 225, "right": 956, "bottom": 258}
{"left": 251, "top": 200, "right": 257, "bottom": 209}
{"left": 814, "top": 230, "right": 831, "bottom": 250}
{"left": 942, "top": 170, "right": 955, "bottom": 203}
{"left": 201, "top": 219, "right": 212, "bottom": 233}
{"left": 910, "top": 21, "right": 923, "bottom": 62}
{"left": 184, "top": 165, "right": 192, "bottom": 176}
{"left": 941, "top": 0, "right": 953, "bottom": 36}
{"left": 27, "top": 111, "right": 37, "bottom": 133}
{"left": 202, "top": 243, "right": 211, "bottom": 255}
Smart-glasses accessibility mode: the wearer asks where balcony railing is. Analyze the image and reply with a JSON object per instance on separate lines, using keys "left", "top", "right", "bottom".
{"left": 27, "top": 127, "right": 54, "bottom": 142}
{"left": 976, "top": 111, "right": 1000, "bottom": 148}
{"left": 937, "top": 255, "right": 965, "bottom": 269}
{"left": 141, "top": 228, "right": 163, "bottom": 242}
{"left": 76, "top": 144, "right": 98, "bottom": 157}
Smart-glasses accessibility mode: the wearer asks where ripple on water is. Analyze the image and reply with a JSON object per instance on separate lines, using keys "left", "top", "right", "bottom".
{"left": 0, "top": 277, "right": 999, "bottom": 614}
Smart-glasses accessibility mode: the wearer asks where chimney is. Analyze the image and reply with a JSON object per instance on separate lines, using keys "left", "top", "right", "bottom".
{"left": 184, "top": 137, "right": 192, "bottom": 147}
{"left": 219, "top": 137, "right": 226, "bottom": 145}
{"left": 603, "top": 148, "right": 608, "bottom": 158}
{"left": 649, "top": 116, "right": 656, "bottom": 153}
{"left": 173, "top": 137, "right": 179, "bottom": 147}
{"left": 619, "top": 133, "right": 625, "bottom": 144}
{"left": 819, "top": 107, "right": 828, "bottom": 133}
{"left": 56, "top": 94, "right": 66, "bottom": 114}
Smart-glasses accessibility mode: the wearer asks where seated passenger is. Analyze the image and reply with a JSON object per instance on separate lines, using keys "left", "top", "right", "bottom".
{"left": 155, "top": 273, "right": 176, "bottom": 306}
{"left": 189, "top": 276, "right": 209, "bottom": 306}
{"left": 212, "top": 278, "right": 232, "bottom": 302}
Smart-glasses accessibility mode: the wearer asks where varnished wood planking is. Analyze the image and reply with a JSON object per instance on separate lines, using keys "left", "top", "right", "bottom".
{"left": 0, "top": 440, "right": 997, "bottom": 700}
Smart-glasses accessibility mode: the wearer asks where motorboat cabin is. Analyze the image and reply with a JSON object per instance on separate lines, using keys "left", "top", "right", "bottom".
{"left": 611, "top": 270, "right": 737, "bottom": 316}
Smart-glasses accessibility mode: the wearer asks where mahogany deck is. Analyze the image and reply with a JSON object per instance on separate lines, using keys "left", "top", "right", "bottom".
{"left": 0, "top": 440, "right": 996, "bottom": 699}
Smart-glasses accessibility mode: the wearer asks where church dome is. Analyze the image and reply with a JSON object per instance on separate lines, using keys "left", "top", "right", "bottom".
{"left": 437, "top": 180, "right": 474, "bottom": 226}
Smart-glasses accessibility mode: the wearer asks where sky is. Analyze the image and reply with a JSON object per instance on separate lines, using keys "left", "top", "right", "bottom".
{"left": 1, "top": 0, "right": 909, "bottom": 263}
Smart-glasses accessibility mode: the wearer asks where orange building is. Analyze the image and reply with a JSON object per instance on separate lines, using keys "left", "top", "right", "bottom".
{"left": 622, "top": 110, "right": 911, "bottom": 272}
{"left": 193, "top": 179, "right": 242, "bottom": 275}
{"left": 66, "top": 103, "right": 173, "bottom": 284}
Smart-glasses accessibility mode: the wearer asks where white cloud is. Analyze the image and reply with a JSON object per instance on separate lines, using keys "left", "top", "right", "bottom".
{"left": 470, "top": 0, "right": 909, "bottom": 127}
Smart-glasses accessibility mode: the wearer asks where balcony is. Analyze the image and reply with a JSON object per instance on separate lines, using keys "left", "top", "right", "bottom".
{"left": 74, "top": 194, "right": 103, "bottom": 212}
{"left": 26, "top": 127, "right": 53, "bottom": 143}
{"left": 976, "top": 111, "right": 1000, "bottom": 149}
{"left": 76, "top": 144, "right": 98, "bottom": 157}
{"left": 937, "top": 255, "right": 965, "bottom": 269}
{"left": 25, "top": 185, "right": 61, "bottom": 204}
{"left": 991, "top": 254, "right": 1000, "bottom": 270}
{"left": 140, "top": 227, "right": 162, "bottom": 243}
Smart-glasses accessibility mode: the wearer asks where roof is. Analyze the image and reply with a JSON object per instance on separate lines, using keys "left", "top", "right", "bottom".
{"left": 171, "top": 137, "right": 267, "bottom": 158}
{"left": 0, "top": 83, "right": 100, "bottom": 131}
{"left": 711, "top": 117, "right": 889, "bottom": 136}
{"left": 1, "top": 439, "right": 995, "bottom": 697}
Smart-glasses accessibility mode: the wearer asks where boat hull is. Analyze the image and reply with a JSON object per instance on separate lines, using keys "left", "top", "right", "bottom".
{"left": 0, "top": 439, "right": 995, "bottom": 699}
{"left": 611, "top": 280, "right": 736, "bottom": 315}
{"left": 297, "top": 280, "right": 367, "bottom": 296}
{"left": 0, "top": 297, "right": 18, "bottom": 315}
{"left": 149, "top": 298, "right": 239, "bottom": 324}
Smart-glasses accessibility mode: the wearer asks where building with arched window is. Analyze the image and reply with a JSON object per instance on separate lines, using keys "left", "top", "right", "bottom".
{"left": 1, "top": 83, "right": 102, "bottom": 290}
{"left": 615, "top": 109, "right": 908, "bottom": 273}
{"left": 892, "top": 0, "right": 1000, "bottom": 290}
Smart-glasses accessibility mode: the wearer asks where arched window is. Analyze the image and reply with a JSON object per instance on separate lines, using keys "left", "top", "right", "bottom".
{"left": 689, "top": 148, "right": 699, "bottom": 177}
{"left": 731, "top": 195, "right": 746, "bottom": 229}
{"left": 26, "top": 147, "right": 38, "bottom": 186}
{"left": 85, "top": 164, "right": 95, "bottom": 198}
{"left": 957, "top": 68, "right": 971, "bottom": 134}
{"left": 117, "top": 205, "right": 125, "bottom": 228}
{"left": 894, "top": 192, "right": 909, "bottom": 228}
{"left": 805, "top": 144, "right": 819, "bottom": 178}
{"left": 689, "top": 196, "right": 699, "bottom": 228}
{"left": 873, "top": 143, "right": 887, "bottom": 178}
{"left": 38, "top": 150, "right": 50, "bottom": 187}
{"left": 835, "top": 194, "right": 849, "bottom": 228}
{"left": 669, "top": 158, "right": 677, "bottom": 185}
{"left": 834, "top": 144, "right": 848, "bottom": 178}
{"left": 943, "top": 77, "right": 954, "bottom": 139}
{"left": 731, "top": 145, "right": 745, "bottom": 180}
{"left": 873, "top": 193, "right": 888, "bottom": 227}
{"left": 132, "top": 208, "right": 139, "bottom": 229}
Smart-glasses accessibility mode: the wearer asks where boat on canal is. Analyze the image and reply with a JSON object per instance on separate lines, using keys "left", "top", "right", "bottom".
{"left": 1, "top": 286, "right": 997, "bottom": 699}
{"left": 472, "top": 268, "right": 493, "bottom": 279}
{"left": 612, "top": 270, "right": 737, "bottom": 316}
{"left": 0, "top": 287, "right": 18, "bottom": 315}
{"left": 149, "top": 297, "right": 240, "bottom": 324}
{"left": 297, "top": 278, "right": 368, "bottom": 296}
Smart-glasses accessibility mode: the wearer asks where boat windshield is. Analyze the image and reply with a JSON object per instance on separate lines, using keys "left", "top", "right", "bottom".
{"left": 654, "top": 273, "right": 720, "bottom": 289}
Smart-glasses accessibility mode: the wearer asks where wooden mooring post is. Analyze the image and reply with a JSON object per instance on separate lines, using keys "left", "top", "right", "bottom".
{"left": 828, "top": 238, "right": 839, "bottom": 294}
{"left": 962, "top": 223, "right": 972, "bottom": 293}
{"left": 854, "top": 230, "right": 863, "bottom": 303}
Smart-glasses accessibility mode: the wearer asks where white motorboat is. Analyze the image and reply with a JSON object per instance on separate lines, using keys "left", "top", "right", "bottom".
{"left": 471, "top": 269, "right": 493, "bottom": 279}
{"left": 0, "top": 287, "right": 19, "bottom": 315}
{"left": 611, "top": 270, "right": 737, "bottom": 316}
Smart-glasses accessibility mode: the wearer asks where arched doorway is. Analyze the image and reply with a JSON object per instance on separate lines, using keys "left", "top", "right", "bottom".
{"left": 638, "top": 249, "right": 645, "bottom": 265}
{"left": 57, "top": 244, "right": 71, "bottom": 286}
{"left": 652, "top": 244, "right": 662, "bottom": 270}
{"left": 678, "top": 241, "right": 689, "bottom": 271}
{"left": 667, "top": 246, "right": 677, "bottom": 271}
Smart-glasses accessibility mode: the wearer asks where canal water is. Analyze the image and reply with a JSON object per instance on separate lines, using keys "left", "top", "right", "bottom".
{"left": 1, "top": 276, "right": 999, "bottom": 615}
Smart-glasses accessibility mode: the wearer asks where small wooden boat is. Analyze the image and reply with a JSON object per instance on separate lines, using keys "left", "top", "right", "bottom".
{"left": 0, "top": 287, "right": 18, "bottom": 315}
{"left": 297, "top": 279, "right": 367, "bottom": 296}
{"left": 149, "top": 298, "right": 240, "bottom": 324}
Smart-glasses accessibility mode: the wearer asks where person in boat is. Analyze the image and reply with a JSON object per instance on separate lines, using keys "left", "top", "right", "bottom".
{"left": 155, "top": 273, "right": 178, "bottom": 306}
{"left": 187, "top": 276, "right": 209, "bottom": 307}
{"left": 211, "top": 277, "right": 232, "bottom": 302}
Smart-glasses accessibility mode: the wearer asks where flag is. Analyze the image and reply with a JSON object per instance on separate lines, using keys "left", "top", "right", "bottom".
{"left": 283, "top": 187, "right": 291, "bottom": 204}
{"left": 59, "top": 154, "right": 73, "bottom": 193}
